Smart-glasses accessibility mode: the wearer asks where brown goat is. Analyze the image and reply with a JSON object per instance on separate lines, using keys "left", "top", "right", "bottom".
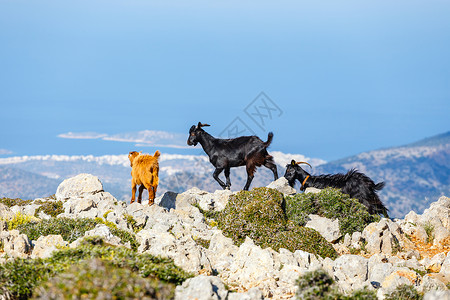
{"left": 128, "top": 150, "right": 160, "bottom": 205}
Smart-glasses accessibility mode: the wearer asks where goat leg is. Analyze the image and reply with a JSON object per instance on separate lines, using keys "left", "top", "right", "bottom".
{"left": 137, "top": 185, "right": 145, "bottom": 204}
{"left": 224, "top": 167, "right": 231, "bottom": 189}
{"left": 264, "top": 160, "right": 278, "bottom": 181}
{"left": 131, "top": 183, "right": 137, "bottom": 204}
{"left": 213, "top": 168, "right": 227, "bottom": 189}
{"left": 243, "top": 175, "right": 254, "bottom": 191}
{"left": 243, "top": 164, "right": 256, "bottom": 191}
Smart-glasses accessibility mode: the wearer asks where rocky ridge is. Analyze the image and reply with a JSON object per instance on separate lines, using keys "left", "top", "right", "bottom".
{"left": 0, "top": 173, "right": 449, "bottom": 299}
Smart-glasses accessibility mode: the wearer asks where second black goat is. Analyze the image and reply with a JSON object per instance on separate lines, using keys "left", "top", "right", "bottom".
{"left": 187, "top": 122, "right": 278, "bottom": 190}
{"left": 284, "top": 160, "right": 389, "bottom": 217}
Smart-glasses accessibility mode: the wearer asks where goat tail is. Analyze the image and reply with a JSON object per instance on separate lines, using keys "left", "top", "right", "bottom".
{"left": 374, "top": 181, "right": 385, "bottom": 191}
{"left": 153, "top": 150, "right": 161, "bottom": 159}
{"left": 264, "top": 132, "right": 274, "bottom": 148}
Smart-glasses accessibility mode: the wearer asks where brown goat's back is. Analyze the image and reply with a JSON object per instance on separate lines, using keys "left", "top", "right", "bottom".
{"left": 129, "top": 150, "right": 160, "bottom": 204}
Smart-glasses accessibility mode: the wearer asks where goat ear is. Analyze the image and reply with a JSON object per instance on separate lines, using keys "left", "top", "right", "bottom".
{"left": 291, "top": 160, "right": 296, "bottom": 166}
{"left": 201, "top": 123, "right": 210, "bottom": 127}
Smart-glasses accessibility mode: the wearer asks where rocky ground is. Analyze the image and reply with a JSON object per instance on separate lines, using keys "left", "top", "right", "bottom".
{"left": 0, "top": 173, "right": 449, "bottom": 299}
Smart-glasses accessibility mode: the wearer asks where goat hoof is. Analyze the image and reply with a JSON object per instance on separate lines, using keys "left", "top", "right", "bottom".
{"left": 225, "top": 186, "right": 230, "bottom": 190}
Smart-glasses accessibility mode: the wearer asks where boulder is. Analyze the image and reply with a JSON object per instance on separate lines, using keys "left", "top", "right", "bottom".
{"left": 333, "top": 255, "right": 368, "bottom": 292}
{"left": 196, "top": 189, "right": 232, "bottom": 212}
{"left": 31, "top": 235, "right": 68, "bottom": 259}
{"left": 369, "top": 263, "right": 394, "bottom": 288}
{"left": 380, "top": 268, "right": 420, "bottom": 293}
{"left": 362, "top": 219, "right": 403, "bottom": 255}
{"left": 1, "top": 230, "right": 31, "bottom": 258}
{"left": 157, "top": 191, "right": 196, "bottom": 211}
{"left": 419, "top": 273, "right": 448, "bottom": 293}
{"left": 207, "top": 230, "right": 239, "bottom": 273}
{"left": 434, "top": 225, "right": 450, "bottom": 246}
{"left": 137, "top": 227, "right": 211, "bottom": 274}
{"left": 55, "top": 173, "right": 103, "bottom": 201}
{"left": 420, "top": 196, "right": 450, "bottom": 230}
{"left": 175, "top": 275, "right": 228, "bottom": 300}
{"left": 266, "top": 177, "right": 296, "bottom": 195}
{"left": 423, "top": 290, "right": 450, "bottom": 300}
{"left": 440, "top": 252, "right": 450, "bottom": 279}
{"left": 227, "top": 287, "right": 264, "bottom": 300}
{"left": 220, "top": 237, "right": 279, "bottom": 297}
{"left": 125, "top": 202, "right": 149, "bottom": 228}
{"left": 304, "top": 187, "right": 322, "bottom": 194}
{"left": 305, "top": 214, "right": 341, "bottom": 243}
{"left": 0, "top": 203, "right": 14, "bottom": 221}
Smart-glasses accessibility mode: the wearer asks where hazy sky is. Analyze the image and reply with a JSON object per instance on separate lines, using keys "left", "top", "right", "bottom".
{"left": 1, "top": 0, "right": 449, "bottom": 161}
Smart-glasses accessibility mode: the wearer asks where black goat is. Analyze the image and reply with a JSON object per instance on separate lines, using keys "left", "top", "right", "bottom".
{"left": 284, "top": 160, "right": 389, "bottom": 217}
{"left": 187, "top": 122, "right": 278, "bottom": 190}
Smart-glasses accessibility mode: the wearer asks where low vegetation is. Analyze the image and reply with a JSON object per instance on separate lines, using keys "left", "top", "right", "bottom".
{"left": 0, "top": 196, "right": 63, "bottom": 218}
{"left": 384, "top": 284, "right": 423, "bottom": 300}
{"left": 0, "top": 197, "right": 32, "bottom": 207}
{"left": 295, "top": 269, "right": 377, "bottom": 300}
{"left": 206, "top": 187, "right": 382, "bottom": 259}
{"left": 34, "top": 199, "right": 64, "bottom": 218}
{"left": 216, "top": 187, "right": 338, "bottom": 259}
{"left": 15, "top": 217, "right": 139, "bottom": 251}
{"left": 0, "top": 237, "right": 192, "bottom": 299}
{"left": 296, "top": 269, "right": 424, "bottom": 300}
{"left": 285, "top": 188, "right": 381, "bottom": 237}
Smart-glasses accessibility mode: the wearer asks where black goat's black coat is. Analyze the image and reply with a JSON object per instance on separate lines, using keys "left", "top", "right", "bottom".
{"left": 187, "top": 122, "right": 278, "bottom": 190}
{"left": 284, "top": 162, "right": 389, "bottom": 217}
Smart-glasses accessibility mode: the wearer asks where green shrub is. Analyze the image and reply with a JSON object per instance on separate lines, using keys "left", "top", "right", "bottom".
{"left": 296, "top": 269, "right": 335, "bottom": 299}
{"left": 0, "top": 238, "right": 191, "bottom": 299}
{"left": 217, "top": 187, "right": 286, "bottom": 246}
{"left": 422, "top": 222, "right": 435, "bottom": 244}
{"left": 34, "top": 200, "right": 64, "bottom": 218}
{"left": 6, "top": 213, "right": 39, "bottom": 230}
{"left": 16, "top": 217, "right": 98, "bottom": 242}
{"left": 109, "top": 227, "right": 139, "bottom": 251}
{"left": 194, "top": 237, "right": 211, "bottom": 249}
{"left": 0, "top": 197, "right": 32, "bottom": 207}
{"left": 16, "top": 217, "right": 140, "bottom": 251}
{"left": 33, "top": 259, "right": 175, "bottom": 300}
{"left": 123, "top": 213, "right": 144, "bottom": 233}
{"left": 0, "top": 257, "right": 54, "bottom": 299}
{"left": 384, "top": 284, "right": 423, "bottom": 300}
{"left": 286, "top": 188, "right": 380, "bottom": 236}
{"left": 273, "top": 222, "right": 337, "bottom": 259}
{"left": 295, "top": 269, "right": 377, "bottom": 300}
{"left": 216, "top": 187, "right": 337, "bottom": 259}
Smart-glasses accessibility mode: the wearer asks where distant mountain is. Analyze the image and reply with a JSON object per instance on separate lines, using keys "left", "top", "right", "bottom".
{"left": 315, "top": 131, "right": 450, "bottom": 218}
{"left": 0, "top": 152, "right": 324, "bottom": 202}
{"left": 0, "top": 132, "right": 448, "bottom": 218}
{"left": 0, "top": 165, "right": 60, "bottom": 199}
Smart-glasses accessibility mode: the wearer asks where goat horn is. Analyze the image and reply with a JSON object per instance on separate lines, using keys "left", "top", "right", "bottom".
{"left": 296, "top": 161, "right": 312, "bottom": 168}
